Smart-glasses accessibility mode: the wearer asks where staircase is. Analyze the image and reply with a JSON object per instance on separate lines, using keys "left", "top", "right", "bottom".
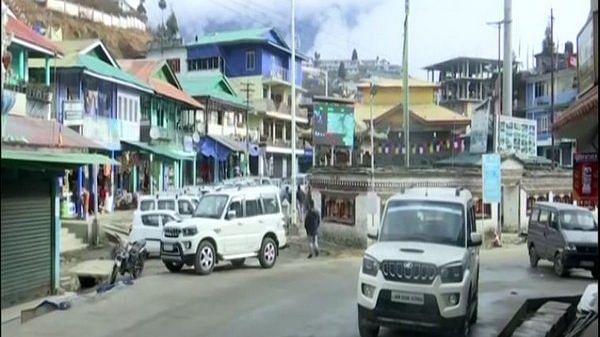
{"left": 60, "top": 227, "right": 87, "bottom": 254}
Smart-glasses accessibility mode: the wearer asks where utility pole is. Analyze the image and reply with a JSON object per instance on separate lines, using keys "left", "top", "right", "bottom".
{"left": 403, "top": 0, "right": 410, "bottom": 168}
{"left": 503, "top": 0, "right": 513, "bottom": 117}
{"left": 486, "top": 20, "right": 503, "bottom": 112}
{"left": 550, "top": 8, "right": 556, "bottom": 168}
{"left": 290, "top": 0, "right": 298, "bottom": 228}
{"left": 240, "top": 81, "right": 254, "bottom": 176}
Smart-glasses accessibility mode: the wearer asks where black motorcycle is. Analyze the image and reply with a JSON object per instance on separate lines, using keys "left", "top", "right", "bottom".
{"left": 105, "top": 231, "right": 147, "bottom": 284}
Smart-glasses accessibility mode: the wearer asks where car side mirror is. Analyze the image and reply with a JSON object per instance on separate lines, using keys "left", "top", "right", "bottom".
{"left": 226, "top": 210, "right": 237, "bottom": 220}
{"left": 367, "top": 226, "right": 378, "bottom": 240}
{"left": 469, "top": 233, "right": 482, "bottom": 247}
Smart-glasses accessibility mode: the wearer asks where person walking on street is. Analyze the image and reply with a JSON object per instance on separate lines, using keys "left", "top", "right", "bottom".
{"left": 304, "top": 199, "right": 320, "bottom": 258}
{"left": 296, "top": 184, "right": 305, "bottom": 221}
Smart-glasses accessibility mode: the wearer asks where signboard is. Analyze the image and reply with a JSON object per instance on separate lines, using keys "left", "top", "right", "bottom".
{"left": 573, "top": 153, "right": 598, "bottom": 206}
{"left": 313, "top": 103, "right": 355, "bottom": 147}
{"left": 482, "top": 154, "right": 501, "bottom": 204}
{"left": 497, "top": 115, "right": 537, "bottom": 157}
{"left": 577, "top": 13, "right": 598, "bottom": 94}
{"left": 470, "top": 99, "right": 490, "bottom": 153}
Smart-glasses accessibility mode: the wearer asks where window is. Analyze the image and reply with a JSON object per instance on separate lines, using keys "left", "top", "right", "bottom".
{"left": 187, "top": 57, "right": 221, "bottom": 72}
{"left": 161, "top": 214, "right": 177, "bottom": 226}
{"left": 178, "top": 200, "right": 195, "bottom": 216}
{"left": 246, "top": 51, "right": 256, "bottom": 71}
{"left": 539, "top": 209, "right": 550, "bottom": 226}
{"left": 560, "top": 211, "right": 596, "bottom": 231}
{"left": 134, "top": 102, "right": 138, "bottom": 122}
{"left": 530, "top": 208, "right": 540, "bottom": 223}
{"left": 245, "top": 199, "right": 262, "bottom": 217}
{"left": 262, "top": 195, "right": 280, "bottom": 214}
{"left": 167, "top": 58, "right": 181, "bottom": 73}
{"left": 140, "top": 200, "right": 155, "bottom": 211}
{"left": 534, "top": 81, "right": 546, "bottom": 99}
{"left": 194, "top": 195, "right": 229, "bottom": 219}
{"left": 275, "top": 123, "right": 283, "bottom": 139}
{"left": 217, "top": 111, "right": 224, "bottom": 125}
{"left": 157, "top": 200, "right": 176, "bottom": 211}
{"left": 128, "top": 100, "right": 133, "bottom": 121}
{"left": 141, "top": 214, "right": 160, "bottom": 227}
{"left": 228, "top": 200, "right": 243, "bottom": 218}
{"left": 118, "top": 97, "right": 123, "bottom": 119}
{"left": 549, "top": 212, "right": 559, "bottom": 230}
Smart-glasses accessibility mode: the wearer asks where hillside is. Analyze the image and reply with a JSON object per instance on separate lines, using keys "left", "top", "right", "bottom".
{"left": 7, "top": 0, "right": 152, "bottom": 58}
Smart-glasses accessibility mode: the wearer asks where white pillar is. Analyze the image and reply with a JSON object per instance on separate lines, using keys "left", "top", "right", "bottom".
{"left": 548, "top": 191, "right": 554, "bottom": 202}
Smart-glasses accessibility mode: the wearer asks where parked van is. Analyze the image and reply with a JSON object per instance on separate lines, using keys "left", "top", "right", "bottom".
{"left": 527, "top": 202, "right": 598, "bottom": 278}
{"left": 137, "top": 194, "right": 199, "bottom": 218}
{"left": 130, "top": 210, "right": 181, "bottom": 255}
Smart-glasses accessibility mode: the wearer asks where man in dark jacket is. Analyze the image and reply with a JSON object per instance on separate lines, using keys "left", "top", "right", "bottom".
{"left": 304, "top": 199, "right": 320, "bottom": 258}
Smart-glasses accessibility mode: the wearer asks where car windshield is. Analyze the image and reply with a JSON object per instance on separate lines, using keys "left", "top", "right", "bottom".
{"left": 560, "top": 211, "right": 597, "bottom": 231}
{"left": 380, "top": 200, "right": 465, "bottom": 247}
{"left": 193, "top": 195, "right": 229, "bottom": 219}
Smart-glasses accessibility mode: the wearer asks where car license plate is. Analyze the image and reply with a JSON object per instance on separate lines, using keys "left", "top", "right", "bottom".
{"left": 391, "top": 291, "right": 424, "bottom": 305}
{"left": 163, "top": 243, "right": 173, "bottom": 251}
{"left": 580, "top": 261, "right": 594, "bottom": 267}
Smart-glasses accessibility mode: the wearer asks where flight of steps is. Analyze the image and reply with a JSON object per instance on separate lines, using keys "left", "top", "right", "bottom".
{"left": 60, "top": 227, "right": 87, "bottom": 254}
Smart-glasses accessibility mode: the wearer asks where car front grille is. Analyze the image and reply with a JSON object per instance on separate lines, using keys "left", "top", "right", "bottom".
{"left": 576, "top": 245, "right": 598, "bottom": 254}
{"left": 380, "top": 260, "right": 437, "bottom": 284}
{"left": 164, "top": 228, "right": 181, "bottom": 238}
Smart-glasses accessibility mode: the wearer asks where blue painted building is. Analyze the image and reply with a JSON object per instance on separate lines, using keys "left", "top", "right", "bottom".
{"left": 183, "top": 27, "right": 309, "bottom": 178}
{"left": 524, "top": 44, "right": 578, "bottom": 167}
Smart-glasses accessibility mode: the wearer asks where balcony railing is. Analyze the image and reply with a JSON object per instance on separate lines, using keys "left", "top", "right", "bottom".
{"left": 264, "top": 65, "right": 289, "bottom": 82}
{"left": 140, "top": 124, "right": 175, "bottom": 142}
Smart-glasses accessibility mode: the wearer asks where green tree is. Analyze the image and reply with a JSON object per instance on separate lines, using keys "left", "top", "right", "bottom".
{"left": 351, "top": 48, "right": 358, "bottom": 62}
{"left": 338, "top": 61, "right": 347, "bottom": 80}
{"left": 165, "top": 10, "right": 179, "bottom": 39}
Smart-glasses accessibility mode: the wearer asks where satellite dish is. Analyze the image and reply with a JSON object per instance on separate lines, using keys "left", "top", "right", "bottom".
{"left": 192, "top": 132, "right": 200, "bottom": 143}
{"left": 149, "top": 127, "right": 159, "bottom": 140}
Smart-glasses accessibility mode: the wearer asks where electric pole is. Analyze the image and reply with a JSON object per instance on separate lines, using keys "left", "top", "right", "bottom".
{"left": 550, "top": 8, "right": 556, "bottom": 169}
{"left": 403, "top": 0, "right": 410, "bottom": 168}
{"left": 240, "top": 81, "right": 254, "bottom": 176}
{"left": 291, "top": 0, "right": 298, "bottom": 228}
{"left": 503, "top": 0, "right": 513, "bottom": 117}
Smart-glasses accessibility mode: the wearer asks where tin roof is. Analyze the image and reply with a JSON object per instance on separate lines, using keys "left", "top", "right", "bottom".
{"left": 6, "top": 16, "right": 63, "bottom": 57}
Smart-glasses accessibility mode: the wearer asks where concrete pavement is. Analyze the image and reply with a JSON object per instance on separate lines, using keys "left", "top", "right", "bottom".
{"left": 2, "top": 246, "right": 594, "bottom": 337}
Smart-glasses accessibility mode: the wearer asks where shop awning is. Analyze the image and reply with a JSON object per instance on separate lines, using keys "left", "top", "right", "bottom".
{"left": 1, "top": 149, "right": 119, "bottom": 166}
{"left": 121, "top": 141, "right": 195, "bottom": 161}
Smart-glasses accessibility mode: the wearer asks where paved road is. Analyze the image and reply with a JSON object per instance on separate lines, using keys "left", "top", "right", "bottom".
{"left": 2, "top": 246, "right": 594, "bottom": 337}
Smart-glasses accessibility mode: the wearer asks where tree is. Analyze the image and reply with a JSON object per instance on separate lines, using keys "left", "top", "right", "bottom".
{"left": 158, "top": 0, "right": 167, "bottom": 38}
{"left": 338, "top": 61, "right": 347, "bottom": 80}
{"left": 136, "top": 0, "right": 147, "bottom": 22}
{"left": 351, "top": 48, "right": 358, "bottom": 62}
{"left": 165, "top": 10, "right": 179, "bottom": 39}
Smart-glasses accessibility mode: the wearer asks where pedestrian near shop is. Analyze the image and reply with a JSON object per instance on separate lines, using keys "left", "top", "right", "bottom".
{"left": 304, "top": 199, "right": 320, "bottom": 258}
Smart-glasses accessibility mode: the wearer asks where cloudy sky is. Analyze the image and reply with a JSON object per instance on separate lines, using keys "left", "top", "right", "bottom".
{"left": 132, "top": 0, "right": 591, "bottom": 78}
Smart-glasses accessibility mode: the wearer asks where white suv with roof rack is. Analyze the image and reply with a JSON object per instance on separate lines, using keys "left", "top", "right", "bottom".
{"left": 357, "top": 187, "right": 482, "bottom": 337}
{"left": 160, "top": 184, "right": 287, "bottom": 275}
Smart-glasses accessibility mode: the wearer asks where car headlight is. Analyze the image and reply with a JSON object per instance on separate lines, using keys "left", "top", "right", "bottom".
{"left": 362, "top": 254, "right": 380, "bottom": 276}
{"left": 182, "top": 226, "right": 198, "bottom": 236}
{"left": 565, "top": 243, "right": 577, "bottom": 251}
{"left": 440, "top": 262, "right": 464, "bottom": 283}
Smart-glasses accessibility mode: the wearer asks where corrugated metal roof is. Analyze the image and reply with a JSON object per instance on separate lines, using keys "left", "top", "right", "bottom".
{"left": 6, "top": 16, "right": 63, "bottom": 56}
{"left": 3, "top": 115, "right": 106, "bottom": 150}
{"left": 1, "top": 149, "right": 118, "bottom": 165}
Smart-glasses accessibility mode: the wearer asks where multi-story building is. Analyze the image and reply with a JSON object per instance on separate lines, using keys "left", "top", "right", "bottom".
{"left": 183, "top": 27, "right": 309, "bottom": 178}
{"left": 424, "top": 57, "right": 500, "bottom": 117}
{"left": 523, "top": 42, "right": 578, "bottom": 167}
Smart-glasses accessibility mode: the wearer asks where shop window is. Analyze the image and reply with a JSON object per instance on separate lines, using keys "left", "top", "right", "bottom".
{"left": 322, "top": 193, "right": 355, "bottom": 225}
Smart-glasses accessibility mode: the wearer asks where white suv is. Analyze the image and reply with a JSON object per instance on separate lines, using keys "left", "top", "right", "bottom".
{"left": 160, "top": 185, "right": 287, "bottom": 275}
{"left": 357, "top": 187, "right": 482, "bottom": 337}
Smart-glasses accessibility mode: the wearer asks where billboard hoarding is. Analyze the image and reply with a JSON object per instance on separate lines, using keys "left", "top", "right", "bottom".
{"left": 577, "top": 12, "right": 598, "bottom": 95}
{"left": 573, "top": 153, "right": 598, "bottom": 207}
{"left": 313, "top": 103, "right": 355, "bottom": 147}
{"left": 497, "top": 115, "right": 537, "bottom": 157}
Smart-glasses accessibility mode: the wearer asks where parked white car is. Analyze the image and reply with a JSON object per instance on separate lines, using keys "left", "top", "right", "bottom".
{"left": 137, "top": 194, "right": 199, "bottom": 218}
{"left": 130, "top": 210, "right": 181, "bottom": 256}
{"left": 357, "top": 187, "right": 482, "bottom": 337}
{"left": 160, "top": 184, "right": 287, "bottom": 275}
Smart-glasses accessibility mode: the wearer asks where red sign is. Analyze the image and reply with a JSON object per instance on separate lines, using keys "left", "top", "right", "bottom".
{"left": 573, "top": 153, "right": 598, "bottom": 207}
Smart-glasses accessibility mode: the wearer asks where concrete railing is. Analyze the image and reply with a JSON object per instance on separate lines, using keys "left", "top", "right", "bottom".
{"left": 45, "top": 0, "right": 146, "bottom": 31}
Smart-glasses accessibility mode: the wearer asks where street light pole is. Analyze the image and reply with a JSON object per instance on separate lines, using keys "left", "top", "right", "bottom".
{"left": 402, "top": 0, "right": 410, "bottom": 168}
{"left": 290, "top": 0, "right": 298, "bottom": 228}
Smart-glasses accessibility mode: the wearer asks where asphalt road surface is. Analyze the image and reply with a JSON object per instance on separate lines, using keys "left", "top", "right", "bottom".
{"left": 2, "top": 245, "right": 594, "bottom": 337}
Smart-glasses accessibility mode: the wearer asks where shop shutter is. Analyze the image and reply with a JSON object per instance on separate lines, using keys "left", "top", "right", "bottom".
{"left": 1, "top": 177, "right": 52, "bottom": 308}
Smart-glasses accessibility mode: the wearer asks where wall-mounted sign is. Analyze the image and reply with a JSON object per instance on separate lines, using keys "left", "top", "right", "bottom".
{"left": 497, "top": 115, "right": 537, "bottom": 157}
{"left": 573, "top": 152, "right": 598, "bottom": 206}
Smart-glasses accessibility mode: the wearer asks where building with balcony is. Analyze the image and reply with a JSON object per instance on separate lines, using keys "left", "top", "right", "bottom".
{"left": 119, "top": 58, "right": 203, "bottom": 192}
{"left": 524, "top": 42, "right": 578, "bottom": 167}
{"left": 183, "top": 27, "right": 309, "bottom": 178}
{"left": 424, "top": 57, "right": 500, "bottom": 117}
{"left": 3, "top": 13, "right": 63, "bottom": 122}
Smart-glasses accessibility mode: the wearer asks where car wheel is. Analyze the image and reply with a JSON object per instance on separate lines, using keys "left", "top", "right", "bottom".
{"left": 553, "top": 252, "right": 567, "bottom": 277}
{"left": 258, "top": 237, "right": 277, "bottom": 269}
{"left": 529, "top": 245, "right": 539, "bottom": 268}
{"left": 194, "top": 241, "right": 216, "bottom": 275}
{"left": 231, "top": 258, "right": 245, "bottom": 268}
{"left": 358, "top": 314, "right": 379, "bottom": 337}
{"left": 163, "top": 261, "right": 183, "bottom": 273}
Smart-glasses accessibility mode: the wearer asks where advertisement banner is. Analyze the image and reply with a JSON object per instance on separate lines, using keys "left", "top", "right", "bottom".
{"left": 482, "top": 153, "right": 501, "bottom": 204}
{"left": 573, "top": 153, "right": 598, "bottom": 206}
{"left": 313, "top": 103, "right": 355, "bottom": 147}
{"left": 497, "top": 115, "right": 537, "bottom": 157}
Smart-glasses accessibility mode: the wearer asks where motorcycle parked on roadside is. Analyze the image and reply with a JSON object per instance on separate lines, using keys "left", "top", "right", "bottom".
{"left": 105, "top": 231, "right": 147, "bottom": 284}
